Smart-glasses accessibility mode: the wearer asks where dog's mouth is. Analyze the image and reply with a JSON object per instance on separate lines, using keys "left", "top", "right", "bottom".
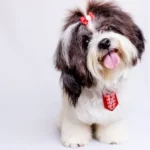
{"left": 98, "top": 49, "right": 120, "bottom": 69}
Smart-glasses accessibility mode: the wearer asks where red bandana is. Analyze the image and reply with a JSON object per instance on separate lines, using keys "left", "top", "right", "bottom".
{"left": 102, "top": 92, "right": 119, "bottom": 111}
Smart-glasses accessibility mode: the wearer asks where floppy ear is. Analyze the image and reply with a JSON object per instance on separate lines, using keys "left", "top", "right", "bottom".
{"left": 54, "top": 37, "right": 94, "bottom": 106}
{"left": 133, "top": 24, "right": 145, "bottom": 59}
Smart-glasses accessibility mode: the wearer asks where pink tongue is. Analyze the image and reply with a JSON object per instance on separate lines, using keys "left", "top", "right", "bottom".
{"left": 103, "top": 52, "right": 120, "bottom": 69}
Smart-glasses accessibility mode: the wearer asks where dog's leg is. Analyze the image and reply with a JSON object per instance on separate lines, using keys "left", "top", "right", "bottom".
{"left": 60, "top": 114, "right": 91, "bottom": 148}
{"left": 95, "top": 120, "right": 128, "bottom": 144}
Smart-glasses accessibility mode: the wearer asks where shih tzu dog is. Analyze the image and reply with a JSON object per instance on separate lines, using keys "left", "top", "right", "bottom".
{"left": 54, "top": 0, "right": 145, "bottom": 148}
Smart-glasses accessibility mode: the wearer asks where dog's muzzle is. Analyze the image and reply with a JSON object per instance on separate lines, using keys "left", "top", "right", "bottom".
{"left": 97, "top": 38, "right": 120, "bottom": 69}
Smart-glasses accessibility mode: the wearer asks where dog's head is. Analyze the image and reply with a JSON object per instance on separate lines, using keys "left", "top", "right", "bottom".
{"left": 54, "top": 1, "right": 145, "bottom": 106}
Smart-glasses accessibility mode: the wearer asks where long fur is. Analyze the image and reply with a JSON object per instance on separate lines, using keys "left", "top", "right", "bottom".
{"left": 54, "top": 0, "right": 145, "bottom": 147}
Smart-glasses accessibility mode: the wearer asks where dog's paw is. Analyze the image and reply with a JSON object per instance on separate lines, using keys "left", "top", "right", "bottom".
{"left": 60, "top": 115, "right": 91, "bottom": 147}
{"left": 61, "top": 136, "right": 90, "bottom": 148}
{"left": 95, "top": 122, "right": 128, "bottom": 144}
{"left": 62, "top": 139, "right": 88, "bottom": 148}
{"left": 61, "top": 125, "right": 91, "bottom": 148}
{"left": 96, "top": 131, "right": 128, "bottom": 144}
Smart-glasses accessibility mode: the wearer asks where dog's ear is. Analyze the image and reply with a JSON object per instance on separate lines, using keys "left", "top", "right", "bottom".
{"left": 55, "top": 30, "right": 94, "bottom": 106}
{"left": 133, "top": 24, "right": 145, "bottom": 59}
{"left": 54, "top": 25, "right": 82, "bottom": 106}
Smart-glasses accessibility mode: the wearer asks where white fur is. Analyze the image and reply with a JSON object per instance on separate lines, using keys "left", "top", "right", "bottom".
{"left": 59, "top": 72, "right": 131, "bottom": 147}
{"left": 87, "top": 19, "right": 96, "bottom": 32}
{"left": 58, "top": 13, "right": 138, "bottom": 149}
{"left": 96, "top": 120, "right": 128, "bottom": 144}
{"left": 91, "top": 31, "right": 138, "bottom": 62}
{"left": 58, "top": 29, "right": 137, "bottom": 147}
{"left": 61, "top": 112, "right": 91, "bottom": 147}
{"left": 59, "top": 94, "right": 92, "bottom": 148}
{"left": 87, "top": 31, "right": 138, "bottom": 82}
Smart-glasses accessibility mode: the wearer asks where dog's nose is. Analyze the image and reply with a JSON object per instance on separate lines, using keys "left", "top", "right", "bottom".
{"left": 98, "top": 38, "right": 111, "bottom": 49}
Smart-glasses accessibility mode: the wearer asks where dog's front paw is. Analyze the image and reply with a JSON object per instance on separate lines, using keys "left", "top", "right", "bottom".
{"left": 61, "top": 119, "right": 91, "bottom": 148}
{"left": 61, "top": 136, "right": 89, "bottom": 148}
{"left": 95, "top": 121, "right": 128, "bottom": 144}
{"left": 61, "top": 128, "right": 91, "bottom": 148}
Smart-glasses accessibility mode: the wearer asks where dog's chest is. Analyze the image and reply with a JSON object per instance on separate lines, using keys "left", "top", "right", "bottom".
{"left": 75, "top": 89, "right": 128, "bottom": 125}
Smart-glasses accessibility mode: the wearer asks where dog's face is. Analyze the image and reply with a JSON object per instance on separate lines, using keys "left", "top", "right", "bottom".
{"left": 55, "top": 1, "right": 145, "bottom": 106}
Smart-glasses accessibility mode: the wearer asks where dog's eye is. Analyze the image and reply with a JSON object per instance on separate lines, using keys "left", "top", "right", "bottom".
{"left": 82, "top": 35, "right": 90, "bottom": 50}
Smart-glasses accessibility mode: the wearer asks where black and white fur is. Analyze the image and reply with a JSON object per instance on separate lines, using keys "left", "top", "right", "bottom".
{"left": 54, "top": 1, "right": 145, "bottom": 147}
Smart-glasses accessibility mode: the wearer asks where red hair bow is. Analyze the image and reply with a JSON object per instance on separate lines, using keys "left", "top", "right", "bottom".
{"left": 80, "top": 12, "right": 95, "bottom": 25}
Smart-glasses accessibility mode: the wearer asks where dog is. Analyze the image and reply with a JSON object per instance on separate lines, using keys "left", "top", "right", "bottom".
{"left": 54, "top": 0, "right": 145, "bottom": 148}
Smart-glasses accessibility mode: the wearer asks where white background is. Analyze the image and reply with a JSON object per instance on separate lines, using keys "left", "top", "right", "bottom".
{"left": 0, "top": 0, "right": 149, "bottom": 150}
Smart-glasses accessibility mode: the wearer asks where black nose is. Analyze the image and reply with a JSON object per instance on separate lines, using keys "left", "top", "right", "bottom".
{"left": 98, "top": 38, "right": 111, "bottom": 49}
